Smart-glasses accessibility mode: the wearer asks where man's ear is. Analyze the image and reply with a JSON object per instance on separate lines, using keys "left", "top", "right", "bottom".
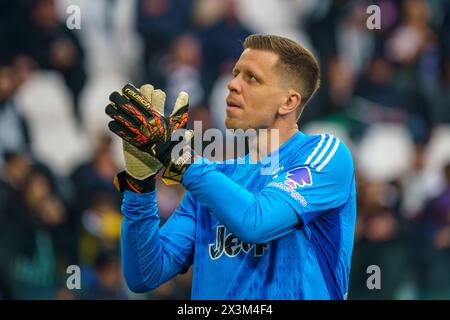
{"left": 278, "top": 90, "right": 301, "bottom": 116}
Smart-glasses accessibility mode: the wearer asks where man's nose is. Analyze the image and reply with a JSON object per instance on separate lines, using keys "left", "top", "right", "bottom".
{"left": 227, "top": 76, "right": 241, "bottom": 93}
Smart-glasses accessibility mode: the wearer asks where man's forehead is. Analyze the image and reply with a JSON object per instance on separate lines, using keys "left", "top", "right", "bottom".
{"left": 234, "top": 48, "right": 279, "bottom": 72}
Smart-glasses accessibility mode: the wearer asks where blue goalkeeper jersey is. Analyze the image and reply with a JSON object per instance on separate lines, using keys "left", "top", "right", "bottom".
{"left": 120, "top": 131, "right": 356, "bottom": 299}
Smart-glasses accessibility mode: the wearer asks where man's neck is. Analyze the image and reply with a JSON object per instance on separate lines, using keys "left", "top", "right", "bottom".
{"left": 248, "top": 125, "right": 298, "bottom": 162}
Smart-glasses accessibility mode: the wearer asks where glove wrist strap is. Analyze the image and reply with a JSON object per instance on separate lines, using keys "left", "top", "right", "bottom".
{"left": 114, "top": 171, "right": 156, "bottom": 194}
{"left": 161, "top": 145, "right": 198, "bottom": 185}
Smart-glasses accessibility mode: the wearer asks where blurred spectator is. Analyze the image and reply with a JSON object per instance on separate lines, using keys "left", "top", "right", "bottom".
{"left": 78, "top": 192, "right": 122, "bottom": 266}
{"left": 21, "top": 0, "right": 87, "bottom": 125}
{"left": 355, "top": 55, "right": 402, "bottom": 110}
{"left": 195, "top": 0, "right": 253, "bottom": 99}
{"left": 165, "top": 34, "right": 204, "bottom": 108}
{"left": 70, "top": 134, "right": 120, "bottom": 214}
{"left": 76, "top": 249, "right": 127, "bottom": 300}
{"left": 0, "top": 153, "right": 32, "bottom": 225}
{"left": 386, "top": 0, "right": 436, "bottom": 66}
{"left": 304, "top": 0, "right": 347, "bottom": 69}
{"left": 137, "top": 0, "right": 194, "bottom": 88}
{"left": 401, "top": 143, "right": 445, "bottom": 219}
{"left": 385, "top": 0, "right": 440, "bottom": 139}
{"left": 412, "top": 163, "right": 450, "bottom": 299}
{"left": 350, "top": 176, "right": 408, "bottom": 299}
{"left": 0, "top": 156, "right": 74, "bottom": 299}
{"left": 337, "top": 1, "right": 376, "bottom": 75}
{"left": 68, "top": 133, "right": 124, "bottom": 299}
{"left": 326, "top": 57, "right": 356, "bottom": 113}
{"left": 0, "top": 64, "right": 32, "bottom": 166}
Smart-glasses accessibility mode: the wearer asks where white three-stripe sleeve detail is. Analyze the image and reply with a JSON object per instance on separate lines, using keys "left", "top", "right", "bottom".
{"left": 305, "top": 134, "right": 326, "bottom": 165}
{"left": 311, "top": 135, "right": 334, "bottom": 167}
{"left": 317, "top": 138, "right": 340, "bottom": 172}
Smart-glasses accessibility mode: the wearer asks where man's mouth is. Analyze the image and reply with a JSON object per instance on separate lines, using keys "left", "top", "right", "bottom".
{"left": 226, "top": 98, "right": 241, "bottom": 109}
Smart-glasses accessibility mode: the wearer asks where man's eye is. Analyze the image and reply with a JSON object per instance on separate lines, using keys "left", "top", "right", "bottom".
{"left": 248, "top": 74, "right": 257, "bottom": 82}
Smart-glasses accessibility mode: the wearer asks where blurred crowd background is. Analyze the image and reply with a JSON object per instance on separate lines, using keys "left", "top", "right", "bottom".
{"left": 0, "top": 0, "right": 450, "bottom": 300}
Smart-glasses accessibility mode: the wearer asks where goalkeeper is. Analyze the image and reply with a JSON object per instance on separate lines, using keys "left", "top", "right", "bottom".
{"left": 105, "top": 35, "right": 356, "bottom": 299}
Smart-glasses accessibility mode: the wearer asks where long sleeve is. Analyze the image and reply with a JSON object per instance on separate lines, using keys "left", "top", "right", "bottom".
{"left": 121, "top": 190, "right": 196, "bottom": 292}
{"left": 181, "top": 159, "right": 301, "bottom": 244}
